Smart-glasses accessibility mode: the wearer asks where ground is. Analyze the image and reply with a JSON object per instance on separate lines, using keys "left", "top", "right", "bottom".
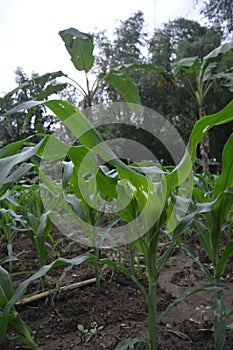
{"left": 1, "top": 233, "right": 233, "bottom": 350}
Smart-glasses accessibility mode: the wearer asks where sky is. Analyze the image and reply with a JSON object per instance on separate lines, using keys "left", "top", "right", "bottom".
{"left": 0, "top": 0, "right": 202, "bottom": 96}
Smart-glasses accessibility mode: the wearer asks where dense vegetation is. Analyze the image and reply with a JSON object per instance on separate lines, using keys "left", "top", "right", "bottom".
{"left": 0, "top": 3, "right": 233, "bottom": 349}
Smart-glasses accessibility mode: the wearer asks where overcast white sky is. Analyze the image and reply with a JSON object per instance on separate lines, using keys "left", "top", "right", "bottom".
{"left": 0, "top": 0, "right": 202, "bottom": 96}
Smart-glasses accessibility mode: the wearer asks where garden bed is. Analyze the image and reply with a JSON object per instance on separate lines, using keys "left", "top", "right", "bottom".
{"left": 1, "top": 233, "right": 233, "bottom": 350}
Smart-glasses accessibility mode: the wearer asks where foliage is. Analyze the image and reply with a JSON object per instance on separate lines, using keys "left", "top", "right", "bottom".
{"left": 77, "top": 321, "right": 104, "bottom": 343}
{"left": 0, "top": 266, "right": 38, "bottom": 349}
{"left": 4, "top": 94, "right": 233, "bottom": 350}
{"left": 191, "top": 134, "right": 233, "bottom": 349}
{"left": 0, "top": 68, "right": 66, "bottom": 147}
{"left": 198, "top": 0, "right": 233, "bottom": 37}
{"left": 172, "top": 41, "right": 233, "bottom": 170}
{"left": 93, "top": 15, "right": 232, "bottom": 164}
{"left": 0, "top": 20, "right": 233, "bottom": 350}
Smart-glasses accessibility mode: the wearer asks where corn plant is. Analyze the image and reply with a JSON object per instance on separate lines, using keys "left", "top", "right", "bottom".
{"left": 6, "top": 96, "right": 233, "bottom": 349}
{"left": 191, "top": 133, "right": 233, "bottom": 350}
{"left": 0, "top": 266, "right": 38, "bottom": 349}
{"left": 0, "top": 200, "right": 20, "bottom": 272}
{"left": 172, "top": 41, "right": 233, "bottom": 171}
{"left": 2, "top": 27, "right": 233, "bottom": 349}
{"left": 0, "top": 251, "right": 96, "bottom": 348}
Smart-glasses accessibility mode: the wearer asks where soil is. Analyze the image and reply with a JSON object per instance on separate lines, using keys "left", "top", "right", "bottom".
{"left": 1, "top": 232, "right": 233, "bottom": 350}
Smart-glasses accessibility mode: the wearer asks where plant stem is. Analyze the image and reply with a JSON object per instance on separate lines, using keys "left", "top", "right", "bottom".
{"left": 148, "top": 275, "right": 158, "bottom": 350}
{"left": 129, "top": 242, "right": 135, "bottom": 275}
{"left": 94, "top": 247, "right": 101, "bottom": 288}
{"left": 214, "top": 290, "right": 226, "bottom": 350}
{"left": 146, "top": 226, "right": 160, "bottom": 350}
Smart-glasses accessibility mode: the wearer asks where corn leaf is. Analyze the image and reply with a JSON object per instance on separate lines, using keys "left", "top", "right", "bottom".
{"left": 0, "top": 139, "right": 44, "bottom": 189}
{"left": 114, "top": 338, "right": 145, "bottom": 350}
{"left": 0, "top": 266, "right": 13, "bottom": 308}
{"left": 214, "top": 134, "right": 233, "bottom": 196}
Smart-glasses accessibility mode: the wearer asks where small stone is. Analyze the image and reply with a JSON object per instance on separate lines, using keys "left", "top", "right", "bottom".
{"left": 120, "top": 323, "right": 127, "bottom": 328}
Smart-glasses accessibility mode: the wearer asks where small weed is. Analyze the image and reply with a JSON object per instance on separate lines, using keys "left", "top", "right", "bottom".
{"left": 195, "top": 305, "right": 211, "bottom": 321}
{"left": 77, "top": 321, "right": 104, "bottom": 343}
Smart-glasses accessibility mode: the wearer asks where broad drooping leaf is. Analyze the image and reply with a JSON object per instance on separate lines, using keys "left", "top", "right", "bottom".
{"left": 59, "top": 28, "right": 94, "bottom": 72}
{"left": 173, "top": 56, "right": 202, "bottom": 76}
{"left": 103, "top": 68, "right": 141, "bottom": 104}
{"left": 204, "top": 41, "right": 233, "bottom": 61}
{"left": 102, "top": 63, "right": 175, "bottom": 104}
{"left": 173, "top": 42, "right": 233, "bottom": 88}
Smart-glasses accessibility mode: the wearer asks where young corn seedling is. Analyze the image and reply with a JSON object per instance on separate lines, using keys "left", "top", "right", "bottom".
{"left": 0, "top": 266, "right": 38, "bottom": 350}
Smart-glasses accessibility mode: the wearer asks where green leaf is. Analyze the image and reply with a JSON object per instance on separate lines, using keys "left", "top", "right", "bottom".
{"left": 4, "top": 100, "right": 46, "bottom": 115}
{"left": 59, "top": 28, "right": 94, "bottom": 72}
{"left": 64, "top": 193, "right": 85, "bottom": 219}
{"left": 216, "top": 241, "right": 233, "bottom": 278}
{"left": 166, "top": 100, "right": 233, "bottom": 194}
{"left": 8, "top": 310, "right": 38, "bottom": 349}
{"left": 96, "top": 168, "right": 118, "bottom": 200}
{"left": 160, "top": 282, "right": 230, "bottom": 321}
{"left": 214, "top": 134, "right": 233, "bottom": 196}
{"left": 210, "top": 190, "right": 233, "bottom": 264}
{"left": 211, "top": 71, "right": 233, "bottom": 92}
{"left": 0, "top": 254, "right": 91, "bottom": 340}
{"left": 193, "top": 219, "right": 213, "bottom": 262}
{"left": 35, "top": 213, "right": 51, "bottom": 267}
{"left": 0, "top": 136, "right": 34, "bottom": 158}
{"left": 204, "top": 41, "right": 233, "bottom": 61}
{"left": 77, "top": 324, "right": 85, "bottom": 332}
{"left": 0, "top": 256, "right": 18, "bottom": 266}
{"left": 173, "top": 56, "right": 201, "bottom": 76}
{"left": 3, "top": 71, "right": 66, "bottom": 99}
{"left": 103, "top": 69, "right": 141, "bottom": 104}
{"left": 62, "top": 161, "right": 74, "bottom": 188}
{"left": 114, "top": 338, "right": 145, "bottom": 350}
{"left": 36, "top": 83, "right": 67, "bottom": 100}
{"left": 4, "top": 163, "right": 34, "bottom": 184}
{"left": 0, "top": 139, "right": 44, "bottom": 189}
{"left": 0, "top": 266, "right": 13, "bottom": 308}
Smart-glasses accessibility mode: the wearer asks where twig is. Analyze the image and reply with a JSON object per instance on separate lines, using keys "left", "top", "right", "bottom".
{"left": 16, "top": 277, "right": 96, "bottom": 306}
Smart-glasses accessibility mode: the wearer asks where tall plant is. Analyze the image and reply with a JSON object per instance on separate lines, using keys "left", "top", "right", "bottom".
{"left": 173, "top": 41, "right": 233, "bottom": 171}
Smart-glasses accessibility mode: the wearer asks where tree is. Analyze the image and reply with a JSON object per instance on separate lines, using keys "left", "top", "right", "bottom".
{"left": 93, "top": 16, "right": 232, "bottom": 166}
{"left": 94, "top": 11, "right": 147, "bottom": 103}
{"left": 0, "top": 68, "right": 66, "bottom": 146}
{"left": 149, "top": 18, "right": 220, "bottom": 67}
{"left": 197, "top": 0, "right": 233, "bottom": 37}
{"left": 141, "top": 19, "right": 222, "bottom": 142}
